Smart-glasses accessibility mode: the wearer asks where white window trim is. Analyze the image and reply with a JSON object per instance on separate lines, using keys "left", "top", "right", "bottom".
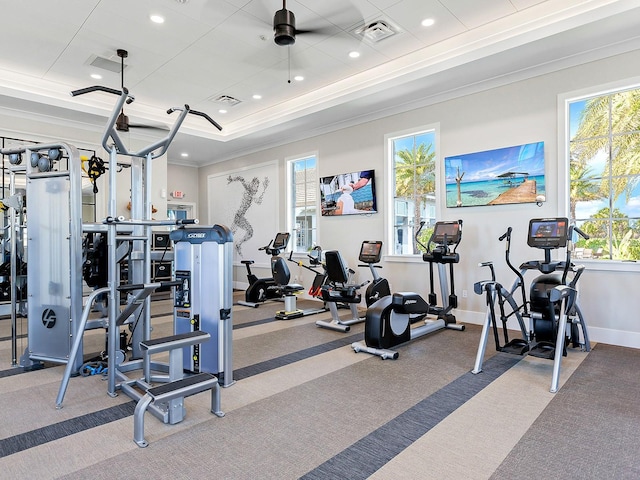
{"left": 557, "top": 76, "right": 640, "bottom": 272}
{"left": 285, "top": 151, "right": 318, "bottom": 257}
{"left": 383, "top": 123, "right": 441, "bottom": 261}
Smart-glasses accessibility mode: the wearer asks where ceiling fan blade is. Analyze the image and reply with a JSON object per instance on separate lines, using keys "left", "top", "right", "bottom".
{"left": 128, "top": 123, "right": 170, "bottom": 131}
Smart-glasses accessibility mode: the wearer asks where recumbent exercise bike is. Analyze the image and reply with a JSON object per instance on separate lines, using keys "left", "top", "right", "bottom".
{"left": 352, "top": 220, "right": 465, "bottom": 359}
{"left": 237, "top": 233, "right": 291, "bottom": 308}
{"left": 471, "top": 217, "right": 591, "bottom": 393}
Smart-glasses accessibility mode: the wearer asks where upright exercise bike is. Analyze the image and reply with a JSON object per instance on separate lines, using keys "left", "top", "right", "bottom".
{"left": 471, "top": 217, "right": 591, "bottom": 393}
{"left": 352, "top": 220, "right": 465, "bottom": 359}
{"left": 358, "top": 240, "right": 391, "bottom": 307}
{"left": 238, "top": 233, "right": 290, "bottom": 307}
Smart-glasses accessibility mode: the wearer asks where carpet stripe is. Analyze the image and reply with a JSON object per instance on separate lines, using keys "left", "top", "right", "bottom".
{"left": 234, "top": 317, "right": 278, "bottom": 329}
{"left": 0, "top": 402, "right": 136, "bottom": 458}
{"left": 0, "top": 332, "right": 362, "bottom": 457}
{"left": 0, "top": 366, "right": 30, "bottom": 378}
{"left": 234, "top": 333, "right": 362, "bottom": 380}
{"left": 300, "top": 353, "right": 522, "bottom": 480}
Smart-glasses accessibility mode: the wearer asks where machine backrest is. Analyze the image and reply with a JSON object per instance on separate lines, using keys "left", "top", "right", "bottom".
{"left": 271, "top": 256, "right": 291, "bottom": 286}
{"left": 324, "top": 250, "right": 350, "bottom": 284}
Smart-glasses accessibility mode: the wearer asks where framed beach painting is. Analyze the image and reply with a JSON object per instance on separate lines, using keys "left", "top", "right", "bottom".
{"left": 444, "top": 141, "right": 545, "bottom": 208}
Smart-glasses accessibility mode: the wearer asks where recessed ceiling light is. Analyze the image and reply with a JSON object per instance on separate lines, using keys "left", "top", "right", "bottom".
{"left": 219, "top": 109, "right": 227, "bottom": 114}
{"left": 150, "top": 14, "right": 165, "bottom": 24}
{"left": 421, "top": 18, "right": 435, "bottom": 27}
{"left": 181, "top": 152, "right": 189, "bottom": 157}
{"left": 294, "top": 75, "right": 304, "bottom": 82}
{"left": 349, "top": 51, "right": 360, "bottom": 59}
{"left": 252, "top": 94, "right": 262, "bottom": 100}
{"left": 90, "top": 73, "right": 102, "bottom": 80}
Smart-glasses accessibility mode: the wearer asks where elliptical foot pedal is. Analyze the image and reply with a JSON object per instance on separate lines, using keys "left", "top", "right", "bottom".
{"left": 501, "top": 339, "right": 530, "bottom": 355}
{"left": 528, "top": 342, "right": 556, "bottom": 360}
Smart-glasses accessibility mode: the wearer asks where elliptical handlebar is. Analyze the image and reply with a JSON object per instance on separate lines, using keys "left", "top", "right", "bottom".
{"left": 415, "top": 221, "right": 428, "bottom": 252}
{"left": 499, "top": 227, "right": 512, "bottom": 242}
{"left": 500, "top": 226, "right": 528, "bottom": 315}
{"left": 570, "top": 225, "right": 590, "bottom": 241}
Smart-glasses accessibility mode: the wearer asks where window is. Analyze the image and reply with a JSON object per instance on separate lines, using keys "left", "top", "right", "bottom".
{"left": 287, "top": 155, "right": 317, "bottom": 253}
{"left": 387, "top": 128, "right": 437, "bottom": 255}
{"left": 568, "top": 86, "right": 640, "bottom": 261}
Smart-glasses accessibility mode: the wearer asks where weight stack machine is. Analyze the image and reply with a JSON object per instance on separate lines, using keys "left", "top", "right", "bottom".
{"left": 170, "top": 225, "right": 235, "bottom": 387}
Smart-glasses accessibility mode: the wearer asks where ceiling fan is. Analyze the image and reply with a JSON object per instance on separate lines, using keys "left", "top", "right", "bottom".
{"left": 272, "top": 0, "right": 314, "bottom": 46}
{"left": 114, "top": 49, "right": 168, "bottom": 132}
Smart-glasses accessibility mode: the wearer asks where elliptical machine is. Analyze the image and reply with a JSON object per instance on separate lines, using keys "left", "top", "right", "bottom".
{"left": 238, "top": 233, "right": 290, "bottom": 307}
{"left": 358, "top": 241, "right": 391, "bottom": 307}
{"left": 352, "top": 220, "right": 465, "bottom": 359}
{"left": 471, "top": 217, "right": 591, "bottom": 393}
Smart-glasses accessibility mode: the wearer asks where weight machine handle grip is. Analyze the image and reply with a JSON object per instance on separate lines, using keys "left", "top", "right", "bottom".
{"left": 71, "top": 85, "right": 121, "bottom": 97}
{"left": 117, "top": 280, "right": 181, "bottom": 292}
{"left": 166, "top": 106, "right": 223, "bottom": 131}
{"left": 188, "top": 109, "right": 223, "bottom": 131}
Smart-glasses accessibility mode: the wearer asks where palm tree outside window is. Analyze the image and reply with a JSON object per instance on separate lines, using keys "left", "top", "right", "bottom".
{"left": 568, "top": 87, "right": 640, "bottom": 260}
{"left": 389, "top": 129, "right": 437, "bottom": 255}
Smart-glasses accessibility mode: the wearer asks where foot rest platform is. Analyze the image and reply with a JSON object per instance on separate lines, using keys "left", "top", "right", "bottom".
{"left": 139, "top": 330, "right": 210, "bottom": 355}
{"left": 146, "top": 372, "right": 218, "bottom": 403}
{"left": 134, "top": 372, "right": 224, "bottom": 448}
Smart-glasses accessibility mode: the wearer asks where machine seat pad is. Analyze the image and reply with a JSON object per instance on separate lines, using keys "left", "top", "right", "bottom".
{"left": 320, "top": 285, "right": 362, "bottom": 303}
{"left": 268, "top": 284, "right": 304, "bottom": 295}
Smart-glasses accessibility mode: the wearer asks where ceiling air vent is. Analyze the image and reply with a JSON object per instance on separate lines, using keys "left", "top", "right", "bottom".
{"left": 353, "top": 20, "right": 397, "bottom": 43}
{"left": 89, "top": 55, "right": 126, "bottom": 73}
{"left": 211, "top": 95, "right": 242, "bottom": 107}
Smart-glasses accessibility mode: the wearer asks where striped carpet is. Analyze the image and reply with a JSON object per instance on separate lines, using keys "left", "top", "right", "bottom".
{"left": 0, "top": 294, "right": 636, "bottom": 479}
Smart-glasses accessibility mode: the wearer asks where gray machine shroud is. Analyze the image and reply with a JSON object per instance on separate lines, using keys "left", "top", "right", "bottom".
{"left": 171, "top": 225, "right": 234, "bottom": 386}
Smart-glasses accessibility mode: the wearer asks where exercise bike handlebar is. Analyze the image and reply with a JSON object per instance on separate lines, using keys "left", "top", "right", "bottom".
{"left": 287, "top": 250, "right": 324, "bottom": 273}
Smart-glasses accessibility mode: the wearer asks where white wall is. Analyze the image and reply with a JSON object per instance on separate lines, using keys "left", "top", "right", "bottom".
{"left": 166, "top": 163, "right": 198, "bottom": 205}
{"left": 199, "top": 48, "right": 640, "bottom": 349}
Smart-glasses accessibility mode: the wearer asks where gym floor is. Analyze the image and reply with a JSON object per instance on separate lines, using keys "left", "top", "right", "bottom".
{"left": 0, "top": 294, "right": 639, "bottom": 479}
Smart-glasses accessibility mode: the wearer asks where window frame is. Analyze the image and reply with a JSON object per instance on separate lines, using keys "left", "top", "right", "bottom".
{"left": 384, "top": 123, "right": 441, "bottom": 262}
{"left": 558, "top": 76, "right": 640, "bottom": 272}
{"left": 285, "top": 152, "right": 318, "bottom": 256}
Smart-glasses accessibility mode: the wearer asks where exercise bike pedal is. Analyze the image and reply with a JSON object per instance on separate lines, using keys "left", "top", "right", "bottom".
{"left": 500, "top": 339, "right": 529, "bottom": 356}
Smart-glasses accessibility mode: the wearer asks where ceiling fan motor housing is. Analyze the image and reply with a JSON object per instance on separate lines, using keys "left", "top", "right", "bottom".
{"left": 274, "top": 8, "right": 296, "bottom": 46}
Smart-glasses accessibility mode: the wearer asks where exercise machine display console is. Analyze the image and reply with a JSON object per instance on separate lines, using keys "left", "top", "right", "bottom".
{"left": 431, "top": 221, "right": 461, "bottom": 245}
{"left": 359, "top": 241, "right": 382, "bottom": 264}
{"left": 527, "top": 217, "right": 568, "bottom": 249}
{"left": 358, "top": 241, "right": 390, "bottom": 307}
